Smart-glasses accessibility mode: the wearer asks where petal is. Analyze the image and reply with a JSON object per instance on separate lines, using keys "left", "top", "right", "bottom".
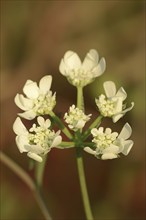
{"left": 37, "top": 116, "right": 45, "bottom": 126}
{"left": 113, "top": 97, "right": 123, "bottom": 113}
{"left": 103, "top": 144, "right": 119, "bottom": 154}
{"left": 102, "top": 153, "right": 118, "bottom": 160}
{"left": 92, "top": 58, "right": 106, "bottom": 77}
{"left": 25, "top": 144, "right": 44, "bottom": 154}
{"left": 103, "top": 81, "right": 116, "bottom": 98}
{"left": 39, "top": 75, "right": 52, "bottom": 94}
{"left": 64, "top": 51, "right": 81, "bottom": 69}
{"left": 84, "top": 147, "right": 96, "bottom": 155}
{"left": 27, "top": 152, "right": 42, "bottom": 162}
{"left": 51, "top": 136, "right": 62, "bottom": 148}
{"left": 59, "top": 59, "right": 68, "bottom": 76}
{"left": 13, "top": 117, "right": 28, "bottom": 135}
{"left": 76, "top": 120, "right": 85, "bottom": 129}
{"left": 18, "top": 110, "right": 36, "bottom": 120}
{"left": 15, "top": 94, "right": 33, "bottom": 111}
{"left": 16, "top": 135, "right": 29, "bottom": 153}
{"left": 23, "top": 80, "right": 39, "bottom": 99}
{"left": 116, "top": 87, "right": 127, "bottom": 101}
{"left": 82, "top": 50, "right": 99, "bottom": 71}
{"left": 112, "top": 113, "right": 123, "bottom": 123}
{"left": 118, "top": 123, "right": 132, "bottom": 140}
{"left": 122, "top": 140, "right": 134, "bottom": 155}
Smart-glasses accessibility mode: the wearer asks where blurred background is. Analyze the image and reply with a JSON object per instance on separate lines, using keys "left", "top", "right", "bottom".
{"left": 0, "top": 0, "right": 145, "bottom": 220}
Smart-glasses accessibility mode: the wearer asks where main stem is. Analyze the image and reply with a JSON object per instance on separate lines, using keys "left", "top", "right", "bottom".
{"left": 76, "top": 148, "right": 93, "bottom": 220}
{"left": 0, "top": 152, "right": 52, "bottom": 220}
{"left": 76, "top": 87, "right": 94, "bottom": 220}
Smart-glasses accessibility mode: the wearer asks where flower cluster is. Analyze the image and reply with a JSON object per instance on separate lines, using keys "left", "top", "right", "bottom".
{"left": 59, "top": 49, "right": 106, "bottom": 87}
{"left": 15, "top": 75, "right": 56, "bottom": 120}
{"left": 13, "top": 49, "right": 134, "bottom": 162}
{"left": 64, "top": 105, "right": 91, "bottom": 131}
{"left": 95, "top": 81, "right": 134, "bottom": 122}
{"left": 13, "top": 116, "right": 62, "bottom": 162}
{"left": 84, "top": 123, "right": 133, "bottom": 159}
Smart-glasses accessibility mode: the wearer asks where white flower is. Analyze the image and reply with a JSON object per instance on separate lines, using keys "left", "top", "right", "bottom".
{"left": 64, "top": 105, "right": 91, "bottom": 131}
{"left": 95, "top": 81, "right": 134, "bottom": 122}
{"left": 14, "top": 75, "right": 56, "bottom": 120}
{"left": 59, "top": 49, "right": 106, "bottom": 87}
{"left": 84, "top": 123, "right": 133, "bottom": 160}
{"left": 13, "top": 116, "right": 62, "bottom": 162}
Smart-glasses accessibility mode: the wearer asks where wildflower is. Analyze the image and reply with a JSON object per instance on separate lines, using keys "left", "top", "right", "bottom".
{"left": 59, "top": 49, "right": 106, "bottom": 87}
{"left": 13, "top": 116, "right": 62, "bottom": 162}
{"left": 14, "top": 75, "right": 56, "bottom": 120}
{"left": 64, "top": 105, "right": 91, "bottom": 131}
{"left": 84, "top": 123, "right": 133, "bottom": 160}
{"left": 95, "top": 81, "right": 134, "bottom": 122}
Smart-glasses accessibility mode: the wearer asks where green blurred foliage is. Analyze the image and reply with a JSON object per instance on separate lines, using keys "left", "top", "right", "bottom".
{"left": 0, "top": 1, "right": 145, "bottom": 220}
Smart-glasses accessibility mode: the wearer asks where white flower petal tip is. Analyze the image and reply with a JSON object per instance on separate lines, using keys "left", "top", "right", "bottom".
{"left": 102, "top": 153, "right": 118, "bottom": 160}
{"left": 13, "top": 116, "right": 62, "bottom": 162}
{"left": 13, "top": 117, "right": 28, "bottom": 135}
{"left": 96, "top": 81, "right": 134, "bottom": 121}
{"left": 64, "top": 105, "right": 91, "bottom": 131}
{"left": 27, "top": 152, "right": 43, "bottom": 162}
{"left": 59, "top": 49, "right": 106, "bottom": 87}
{"left": 84, "top": 147, "right": 96, "bottom": 155}
{"left": 90, "top": 125, "right": 133, "bottom": 160}
{"left": 14, "top": 75, "right": 56, "bottom": 119}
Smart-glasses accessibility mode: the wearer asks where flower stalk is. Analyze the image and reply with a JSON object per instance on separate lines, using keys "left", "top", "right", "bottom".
{"left": 76, "top": 86, "right": 94, "bottom": 220}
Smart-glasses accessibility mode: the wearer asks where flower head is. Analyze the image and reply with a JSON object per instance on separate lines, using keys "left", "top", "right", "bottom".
{"left": 95, "top": 81, "right": 134, "bottom": 122}
{"left": 84, "top": 123, "right": 133, "bottom": 160}
{"left": 64, "top": 105, "right": 91, "bottom": 131}
{"left": 15, "top": 75, "right": 56, "bottom": 120}
{"left": 13, "top": 116, "right": 62, "bottom": 162}
{"left": 59, "top": 49, "right": 106, "bottom": 87}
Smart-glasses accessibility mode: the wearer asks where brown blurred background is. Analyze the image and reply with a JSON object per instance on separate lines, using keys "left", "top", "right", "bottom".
{"left": 0, "top": 1, "right": 145, "bottom": 220}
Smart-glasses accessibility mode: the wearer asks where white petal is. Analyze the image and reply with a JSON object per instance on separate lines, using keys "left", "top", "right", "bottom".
{"left": 82, "top": 50, "right": 99, "bottom": 71}
{"left": 18, "top": 110, "right": 36, "bottom": 120}
{"left": 27, "top": 152, "right": 42, "bottom": 162}
{"left": 112, "top": 113, "right": 123, "bottom": 123}
{"left": 118, "top": 123, "right": 132, "bottom": 140}
{"left": 15, "top": 94, "right": 32, "bottom": 111}
{"left": 25, "top": 144, "right": 44, "bottom": 154}
{"left": 84, "top": 147, "right": 96, "bottom": 155}
{"left": 51, "top": 136, "right": 62, "bottom": 148}
{"left": 113, "top": 97, "right": 123, "bottom": 113}
{"left": 64, "top": 51, "right": 81, "bottom": 69}
{"left": 39, "top": 75, "right": 52, "bottom": 94}
{"left": 16, "top": 135, "right": 29, "bottom": 153}
{"left": 103, "top": 144, "right": 119, "bottom": 154}
{"left": 92, "top": 58, "right": 106, "bottom": 77}
{"left": 13, "top": 117, "right": 28, "bottom": 135}
{"left": 91, "top": 128, "right": 98, "bottom": 136}
{"left": 37, "top": 116, "right": 45, "bottom": 126}
{"left": 23, "top": 80, "right": 39, "bottom": 99}
{"left": 103, "top": 81, "right": 116, "bottom": 98}
{"left": 122, "top": 140, "right": 134, "bottom": 155}
{"left": 116, "top": 87, "right": 127, "bottom": 100}
{"left": 102, "top": 153, "right": 118, "bottom": 160}
{"left": 88, "top": 49, "right": 99, "bottom": 62}
{"left": 76, "top": 120, "right": 85, "bottom": 129}
{"left": 59, "top": 59, "right": 68, "bottom": 76}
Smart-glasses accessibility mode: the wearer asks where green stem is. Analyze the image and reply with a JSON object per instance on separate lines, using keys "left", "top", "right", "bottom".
{"left": 77, "top": 86, "right": 84, "bottom": 111}
{"left": 59, "top": 141, "right": 75, "bottom": 148}
{"left": 35, "top": 155, "right": 47, "bottom": 188}
{"left": 83, "top": 115, "right": 103, "bottom": 141}
{"left": 76, "top": 148, "right": 94, "bottom": 220}
{"left": 49, "top": 111, "right": 73, "bottom": 139}
{"left": 76, "top": 86, "right": 94, "bottom": 220}
{"left": 0, "top": 151, "right": 52, "bottom": 220}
